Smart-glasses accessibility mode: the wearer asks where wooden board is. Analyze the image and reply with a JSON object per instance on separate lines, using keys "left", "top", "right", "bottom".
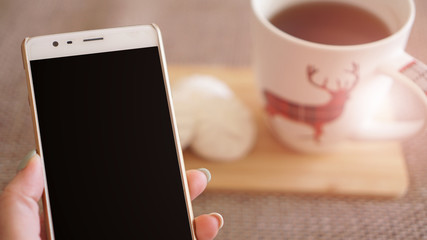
{"left": 168, "top": 65, "right": 409, "bottom": 198}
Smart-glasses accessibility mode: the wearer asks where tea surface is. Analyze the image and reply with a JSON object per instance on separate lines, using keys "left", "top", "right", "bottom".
{"left": 270, "top": 2, "right": 392, "bottom": 45}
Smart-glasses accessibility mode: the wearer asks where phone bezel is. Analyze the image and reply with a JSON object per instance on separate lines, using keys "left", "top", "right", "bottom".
{"left": 21, "top": 24, "right": 196, "bottom": 240}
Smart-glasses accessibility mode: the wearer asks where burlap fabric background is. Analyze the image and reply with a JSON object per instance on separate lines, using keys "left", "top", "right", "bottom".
{"left": 1, "top": 0, "right": 427, "bottom": 239}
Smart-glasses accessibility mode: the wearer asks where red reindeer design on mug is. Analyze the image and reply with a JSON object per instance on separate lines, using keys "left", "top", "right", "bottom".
{"left": 265, "top": 63, "right": 359, "bottom": 142}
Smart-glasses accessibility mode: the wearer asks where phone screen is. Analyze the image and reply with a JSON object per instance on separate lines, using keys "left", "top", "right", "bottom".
{"left": 30, "top": 47, "right": 193, "bottom": 239}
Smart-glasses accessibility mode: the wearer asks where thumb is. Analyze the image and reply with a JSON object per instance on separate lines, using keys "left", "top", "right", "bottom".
{"left": 0, "top": 151, "right": 44, "bottom": 240}
{"left": 8, "top": 150, "right": 44, "bottom": 201}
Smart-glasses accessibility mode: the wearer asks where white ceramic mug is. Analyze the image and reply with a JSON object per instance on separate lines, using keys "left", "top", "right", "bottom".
{"left": 251, "top": 0, "right": 427, "bottom": 152}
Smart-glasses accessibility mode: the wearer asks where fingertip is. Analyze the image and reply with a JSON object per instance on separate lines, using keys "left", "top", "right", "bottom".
{"left": 197, "top": 168, "right": 211, "bottom": 183}
{"left": 16, "top": 149, "right": 37, "bottom": 172}
{"left": 6, "top": 152, "right": 43, "bottom": 202}
{"left": 194, "top": 213, "right": 223, "bottom": 240}
{"left": 187, "top": 169, "right": 209, "bottom": 200}
{"left": 18, "top": 152, "right": 42, "bottom": 179}
{"left": 208, "top": 212, "right": 224, "bottom": 230}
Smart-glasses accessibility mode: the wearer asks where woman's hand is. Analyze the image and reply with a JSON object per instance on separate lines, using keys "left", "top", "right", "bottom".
{"left": 0, "top": 151, "right": 223, "bottom": 240}
{"left": 187, "top": 168, "right": 224, "bottom": 239}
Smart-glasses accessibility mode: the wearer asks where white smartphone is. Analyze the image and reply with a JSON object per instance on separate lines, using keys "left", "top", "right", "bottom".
{"left": 21, "top": 24, "right": 196, "bottom": 239}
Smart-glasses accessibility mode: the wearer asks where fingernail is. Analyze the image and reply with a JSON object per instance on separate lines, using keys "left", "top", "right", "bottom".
{"left": 198, "top": 168, "right": 211, "bottom": 183}
{"left": 209, "top": 212, "right": 224, "bottom": 229}
{"left": 17, "top": 149, "right": 36, "bottom": 172}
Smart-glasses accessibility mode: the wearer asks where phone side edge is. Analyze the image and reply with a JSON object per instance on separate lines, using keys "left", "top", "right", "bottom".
{"left": 21, "top": 38, "right": 56, "bottom": 240}
{"left": 151, "top": 23, "right": 197, "bottom": 240}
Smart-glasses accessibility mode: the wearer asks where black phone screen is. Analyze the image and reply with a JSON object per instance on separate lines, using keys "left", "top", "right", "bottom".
{"left": 30, "top": 47, "right": 193, "bottom": 239}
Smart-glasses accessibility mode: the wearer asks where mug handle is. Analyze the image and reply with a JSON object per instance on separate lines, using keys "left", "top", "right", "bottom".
{"left": 352, "top": 52, "right": 427, "bottom": 140}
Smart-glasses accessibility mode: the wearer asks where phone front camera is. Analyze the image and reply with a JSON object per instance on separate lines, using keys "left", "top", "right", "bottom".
{"left": 52, "top": 41, "right": 59, "bottom": 47}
